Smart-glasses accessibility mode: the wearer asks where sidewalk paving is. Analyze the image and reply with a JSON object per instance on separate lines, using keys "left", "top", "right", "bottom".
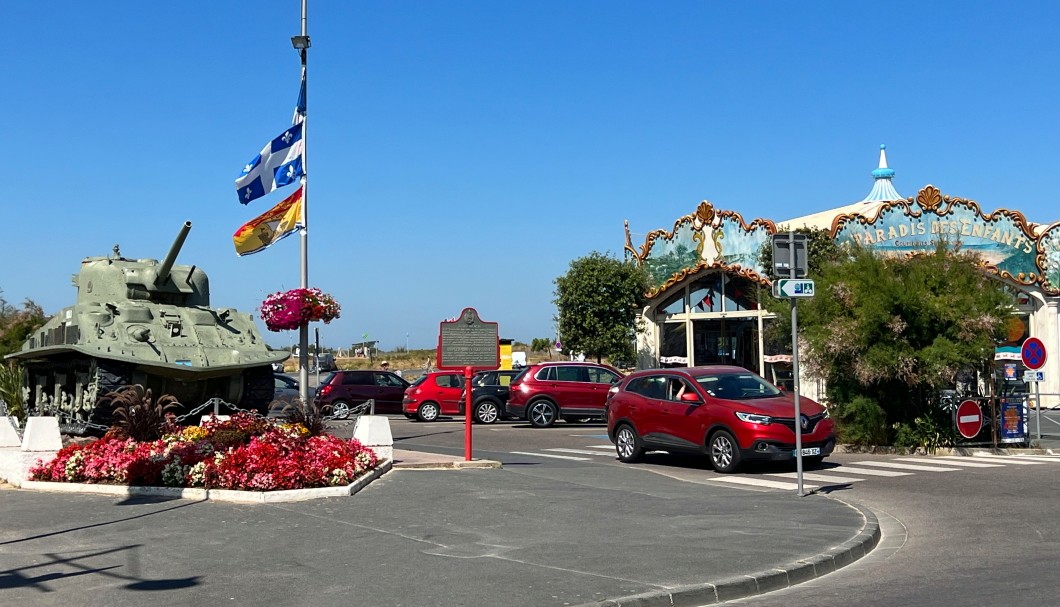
{"left": 0, "top": 451, "right": 877, "bottom": 607}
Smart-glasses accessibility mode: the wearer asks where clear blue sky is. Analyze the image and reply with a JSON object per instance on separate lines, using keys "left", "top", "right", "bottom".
{"left": 5, "top": 2, "right": 1060, "bottom": 351}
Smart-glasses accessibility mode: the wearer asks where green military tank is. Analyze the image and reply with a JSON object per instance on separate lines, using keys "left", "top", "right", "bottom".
{"left": 6, "top": 222, "right": 287, "bottom": 431}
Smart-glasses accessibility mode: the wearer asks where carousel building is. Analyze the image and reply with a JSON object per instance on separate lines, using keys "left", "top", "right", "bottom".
{"left": 624, "top": 146, "right": 1060, "bottom": 405}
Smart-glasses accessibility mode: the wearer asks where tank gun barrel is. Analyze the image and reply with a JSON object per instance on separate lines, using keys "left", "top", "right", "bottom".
{"left": 155, "top": 221, "right": 192, "bottom": 286}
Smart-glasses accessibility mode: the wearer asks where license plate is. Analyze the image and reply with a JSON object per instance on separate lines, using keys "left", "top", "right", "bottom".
{"left": 793, "top": 447, "right": 820, "bottom": 456}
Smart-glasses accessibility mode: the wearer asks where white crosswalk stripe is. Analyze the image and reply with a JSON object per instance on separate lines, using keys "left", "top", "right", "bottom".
{"left": 711, "top": 476, "right": 819, "bottom": 491}
{"left": 545, "top": 448, "right": 612, "bottom": 456}
{"left": 895, "top": 457, "right": 1003, "bottom": 468}
{"left": 584, "top": 445, "right": 616, "bottom": 450}
{"left": 509, "top": 451, "right": 590, "bottom": 461}
{"left": 972, "top": 454, "right": 1060, "bottom": 463}
{"left": 767, "top": 472, "right": 865, "bottom": 483}
{"left": 959, "top": 455, "right": 1045, "bottom": 465}
{"left": 819, "top": 466, "right": 913, "bottom": 477}
{"left": 850, "top": 460, "right": 962, "bottom": 472}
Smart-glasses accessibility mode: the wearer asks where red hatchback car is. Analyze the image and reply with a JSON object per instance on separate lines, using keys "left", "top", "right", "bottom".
{"left": 605, "top": 366, "right": 835, "bottom": 473}
{"left": 402, "top": 371, "right": 466, "bottom": 422}
{"left": 507, "top": 361, "right": 623, "bottom": 427}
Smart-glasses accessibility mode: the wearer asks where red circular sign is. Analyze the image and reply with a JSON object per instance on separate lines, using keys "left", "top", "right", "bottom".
{"left": 1021, "top": 337, "right": 1047, "bottom": 371}
{"left": 956, "top": 400, "right": 983, "bottom": 439}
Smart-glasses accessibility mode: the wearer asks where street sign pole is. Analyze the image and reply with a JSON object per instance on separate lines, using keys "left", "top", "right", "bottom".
{"left": 1021, "top": 337, "right": 1047, "bottom": 443}
{"left": 792, "top": 295, "right": 805, "bottom": 497}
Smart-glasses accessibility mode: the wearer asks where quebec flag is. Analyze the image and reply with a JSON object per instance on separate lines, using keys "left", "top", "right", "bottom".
{"left": 234, "top": 122, "right": 304, "bottom": 205}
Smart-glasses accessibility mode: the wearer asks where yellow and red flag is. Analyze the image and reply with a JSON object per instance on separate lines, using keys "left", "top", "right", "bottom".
{"left": 232, "top": 186, "right": 303, "bottom": 256}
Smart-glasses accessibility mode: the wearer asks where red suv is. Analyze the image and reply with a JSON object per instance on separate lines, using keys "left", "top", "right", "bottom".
{"left": 605, "top": 366, "right": 835, "bottom": 472}
{"left": 314, "top": 370, "right": 410, "bottom": 418}
{"left": 402, "top": 371, "right": 466, "bottom": 422}
{"left": 507, "top": 362, "right": 622, "bottom": 428}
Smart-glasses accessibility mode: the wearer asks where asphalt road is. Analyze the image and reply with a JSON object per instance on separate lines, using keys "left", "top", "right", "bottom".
{"left": 381, "top": 415, "right": 1060, "bottom": 605}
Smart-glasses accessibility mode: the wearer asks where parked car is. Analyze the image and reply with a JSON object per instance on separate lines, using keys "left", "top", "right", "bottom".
{"left": 459, "top": 369, "right": 521, "bottom": 424}
{"left": 314, "top": 370, "right": 411, "bottom": 418}
{"left": 274, "top": 373, "right": 300, "bottom": 403}
{"left": 605, "top": 365, "right": 835, "bottom": 473}
{"left": 507, "top": 361, "right": 623, "bottom": 428}
{"left": 402, "top": 371, "right": 466, "bottom": 422}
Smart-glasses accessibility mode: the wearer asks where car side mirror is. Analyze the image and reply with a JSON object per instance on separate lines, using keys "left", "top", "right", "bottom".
{"left": 680, "top": 392, "right": 702, "bottom": 404}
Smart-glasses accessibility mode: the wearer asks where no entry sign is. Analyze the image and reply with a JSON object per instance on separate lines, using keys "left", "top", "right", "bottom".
{"left": 1021, "top": 337, "right": 1047, "bottom": 371}
{"left": 956, "top": 400, "right": 983, "bottom": 439}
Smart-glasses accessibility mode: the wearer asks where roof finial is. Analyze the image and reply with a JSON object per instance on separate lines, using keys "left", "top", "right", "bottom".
{"left": 862, "top": 144, "right": 901, "bottom": 202}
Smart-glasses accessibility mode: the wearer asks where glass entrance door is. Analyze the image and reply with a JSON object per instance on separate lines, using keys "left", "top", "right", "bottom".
{"left": 692, "top": 318, "right": 759, "bottom": 370}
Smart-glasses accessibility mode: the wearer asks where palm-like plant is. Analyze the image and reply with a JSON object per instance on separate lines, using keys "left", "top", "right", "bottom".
{"left": 100, "top": 385, "right": 181, "bottom": 442}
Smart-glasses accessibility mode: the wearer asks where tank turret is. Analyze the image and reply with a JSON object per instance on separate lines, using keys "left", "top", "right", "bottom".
{"left": 7, "top": 222, "right": 287, "bottom": 432}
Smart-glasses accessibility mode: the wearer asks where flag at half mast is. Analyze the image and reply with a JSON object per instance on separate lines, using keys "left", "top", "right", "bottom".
{"left": 232, "top": 186, "right": 303, "bottom": 256}
{"left": 234, "top": 72, "right": 307, "bottom": 205}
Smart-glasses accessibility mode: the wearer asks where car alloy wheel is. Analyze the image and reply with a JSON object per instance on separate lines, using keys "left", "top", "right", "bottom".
{"left": 615, "top": 424, "right": 644, "bottom": 463}
{"left": 527, "top": 400, "right": 557, "bottom": 428}
{"left": 475, "top": 401, "right": 500, "bottom": 424}
{"left": 417, "top": 402, "right": 440, "bottom": 422}
{"left": 709, "top": 430, "right": 741, "bottom": 473}
{"left": 331, "top": 400, "right": 351, "bottom": 420}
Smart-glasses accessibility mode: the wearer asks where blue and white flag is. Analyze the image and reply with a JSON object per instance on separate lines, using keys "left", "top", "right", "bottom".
{"left": 292, "top": 67, "right": 306, "bottom": 125}
{"left": 234, "top": 123, "right": 304, "bottom": 205}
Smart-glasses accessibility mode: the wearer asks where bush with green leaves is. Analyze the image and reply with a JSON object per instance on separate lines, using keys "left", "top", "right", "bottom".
{"left": 0, "top": 361, "right": 25, "bottom": 421}
{"left": 765, "top": 242, "right": 1010, "bottom": 446}
{"left": 832, "top": 396, "right": 889, "bottom": 446}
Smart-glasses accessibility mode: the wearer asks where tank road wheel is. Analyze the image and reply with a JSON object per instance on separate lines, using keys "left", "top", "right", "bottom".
{"left": 241, "top": 365, "right": 275, "bottom": 416}
{"left": 89, "top": 361, "right": 133, "bottom": 432}
{"left": 527, "top": 399, "right": 557, "bottom": 428}
{"left": 417, "top": 402, "right": 441, "bottom": 422}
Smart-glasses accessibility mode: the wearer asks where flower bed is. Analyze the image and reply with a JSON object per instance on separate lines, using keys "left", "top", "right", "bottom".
{"left": 260, "top": 287, "right": 341, "bottom": 332}
{"left": 29, "top": 413, "right": 379, "bottom": 491}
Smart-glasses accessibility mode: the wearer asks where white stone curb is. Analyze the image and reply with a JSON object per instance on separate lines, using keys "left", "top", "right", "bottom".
{"left": 17, "top": 459, "right": 393, "bottom": 503}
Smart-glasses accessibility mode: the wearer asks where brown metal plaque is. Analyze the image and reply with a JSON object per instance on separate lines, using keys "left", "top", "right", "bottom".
{"left": 437, "top": 308, "right": 500, "bottom": 370}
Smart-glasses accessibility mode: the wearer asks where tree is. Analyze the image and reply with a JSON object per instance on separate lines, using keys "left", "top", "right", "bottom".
{"left": 0, "top": 291, "right": 48, "bottom": 420}
{"left": 764, "top": 243, "right": 1011, "bottom": 444}
{"left": 554, "top": 252, "right": 650, "bottom": 363}
{"left": 0, "top": 292, "right": 47, "bottom": 358}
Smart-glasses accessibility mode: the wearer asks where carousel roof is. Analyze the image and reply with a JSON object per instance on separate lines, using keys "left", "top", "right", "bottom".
{"left": 780, "top": 145, "right": 902, "bottom": 230}
{"left": 861, "top": 144, "right": 903, "bottom": 202}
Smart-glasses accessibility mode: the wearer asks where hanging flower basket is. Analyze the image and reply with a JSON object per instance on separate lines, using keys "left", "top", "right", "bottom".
{"left": 260, "top": 288, "right": 341, "bottom": 332}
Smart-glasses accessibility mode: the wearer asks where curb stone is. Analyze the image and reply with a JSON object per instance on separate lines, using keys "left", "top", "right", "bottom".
{"left": 16, "top": 459, "right": 393, "bottom": 503}
{"left": 576, "top": 500, "right": 880, "bottom": 607}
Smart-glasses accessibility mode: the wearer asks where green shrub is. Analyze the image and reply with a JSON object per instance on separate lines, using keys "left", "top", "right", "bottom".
{"left": 833, "top": 396, "right": 889, "bottom": 446}
{"left": 0, "top": 361, "right": 25, "bottom": 422}
{"left": 892, "top": 407, "right": 955, "bottom": 452}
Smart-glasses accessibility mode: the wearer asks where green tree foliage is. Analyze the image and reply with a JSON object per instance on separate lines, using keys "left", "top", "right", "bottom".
{"left": 0, "top": 292, "right": 47, "bottom": 419}
{"left": 554, "top": 252, "right": 650, "bottom": 363}
{"left": 765, "top": 243, "right": 1011, "bottom": 443}
{"left": 529, "top": 338, "right": 553, "bottom": 354}
{"left": 0, "top": 291, "right": 47, "bottom": 358}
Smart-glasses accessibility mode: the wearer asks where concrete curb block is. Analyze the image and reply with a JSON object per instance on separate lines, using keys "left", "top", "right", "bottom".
{"left": 393, "top": 459, "right": 502, "bottom": 470}
{"left": 577, "top": 501, "right": 881, "bottom": 607}
{"left": 17, "top": 459, "right": 393, "bottom": 503}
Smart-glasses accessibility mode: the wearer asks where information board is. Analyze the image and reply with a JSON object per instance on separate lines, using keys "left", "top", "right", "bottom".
{"left": 437, "top": 308, "right": 500, "bottom": 370}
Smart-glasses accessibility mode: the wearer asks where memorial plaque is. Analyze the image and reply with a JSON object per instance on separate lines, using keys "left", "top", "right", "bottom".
{"left": 437, "top": 308, "right": 500, "bottom": 370}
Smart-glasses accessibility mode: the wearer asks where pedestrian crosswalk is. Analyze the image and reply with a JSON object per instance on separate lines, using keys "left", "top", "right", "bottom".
{"left": 506, "top": 442, "right": 1060, "bottom": 492}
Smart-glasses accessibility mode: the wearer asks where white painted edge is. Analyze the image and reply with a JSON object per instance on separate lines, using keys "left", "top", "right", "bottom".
{"left": 17, "top": 459, "right": 393, "bottom": 503}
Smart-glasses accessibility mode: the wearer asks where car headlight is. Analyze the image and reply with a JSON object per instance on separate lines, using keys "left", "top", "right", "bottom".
{"left": 735, "top": 411, "right": 773, "bottom": 425}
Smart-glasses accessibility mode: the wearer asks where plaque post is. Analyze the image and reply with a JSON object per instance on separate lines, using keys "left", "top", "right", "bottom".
{"left": 464, "top": 365, "right": 473, "bottom": 460}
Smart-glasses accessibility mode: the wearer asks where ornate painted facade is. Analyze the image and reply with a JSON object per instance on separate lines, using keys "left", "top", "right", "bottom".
{"left": 625, "top": 152, "right": 1060, "bottom": 404}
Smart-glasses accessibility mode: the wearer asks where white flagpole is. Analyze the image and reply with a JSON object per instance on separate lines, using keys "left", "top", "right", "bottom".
{"left": 295, "top": 0, "right": 311, "bottom": 404}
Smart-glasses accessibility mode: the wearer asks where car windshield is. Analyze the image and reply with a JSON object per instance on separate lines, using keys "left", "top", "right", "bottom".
{"left": 409, "top": 375, "right": 428, "bottom": 388}
{"left": 696, "top": 372, "right": 781, "bottom": 400}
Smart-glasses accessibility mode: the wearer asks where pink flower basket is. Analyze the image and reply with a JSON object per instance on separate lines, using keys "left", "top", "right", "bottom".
{"left": 260, "top": 288, "right": 341, "bottom": 332}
